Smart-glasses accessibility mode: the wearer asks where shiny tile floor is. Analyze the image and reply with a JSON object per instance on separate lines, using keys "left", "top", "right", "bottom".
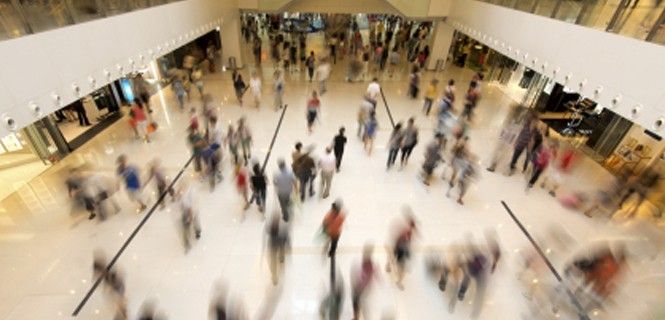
{"left": 1, "top": 36, "right": 664, "bottom": 320}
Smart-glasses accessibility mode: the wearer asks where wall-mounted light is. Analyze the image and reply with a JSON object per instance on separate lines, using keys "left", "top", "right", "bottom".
{"left": 28, "top": 101, "right": 41, "bottom": 118}
{"left": 631, "top": 104, "right": 642, "bottom": 118}
{"left": 553, "top": 67, "right": 560, "bottom": 77}
{"left": 523, "top": 52, "right": 529, "bottom": 61}
{"left": 593, "top": 85, "right": 603, "bottom": 98}
{"left": 72, "top": 83, "right": 81, "bottom": 97}
{"left": 88, "top": 76, "right": 96, "bottom": 89}
{"left": 52, "top": 92, "right": 61, "bottom": 107}
{"left": 611, "top": 94, "right": 622, "bottom": 108}
{"left": 564, "top": 73, "right": 572, "bottom": 83}
{"left": 541, "top": 62, "right": 548, "bottom": 72}
{"left": 104, "top": 69, "right": 112, "bottom": 81}
{"left": 508, "top": 46, "right": 513, "bottom": 52}
{"left": 578, "top": 79, "right": 587, "bottom": 91}
{"left": 531, "top": 57, "right": 538, "bottom": 66}
{"left": 654, "top": 118, "right": 664, "bottom": 131}
{"left": 1, "top": 113, "right": 16, "bottom": 131}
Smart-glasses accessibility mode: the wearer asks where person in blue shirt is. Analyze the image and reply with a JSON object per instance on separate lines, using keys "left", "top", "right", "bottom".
{"left": 116, "top": 155, "right": 147, "bottom": 211}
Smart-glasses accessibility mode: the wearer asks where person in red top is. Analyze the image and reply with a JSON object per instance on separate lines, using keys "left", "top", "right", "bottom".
{"left": 351, "top": 244, "right": 379, "bottom": 320}
{"left": 235, "top": 163, "right": 250, "bottom": 213}
{"left": 129, "top": 103, "right": 149, "bottom": 142}
{"left": 322, "top": 199, "right": 345, "bottom": 258}
{"left": 306, "top": 90, "right": 321, "bottom": 133}
{"left": 386, "top": 213, "right": 417, "bottom": 289}
{"left": 527, "top": 140, "right": 557, "bottom": 189}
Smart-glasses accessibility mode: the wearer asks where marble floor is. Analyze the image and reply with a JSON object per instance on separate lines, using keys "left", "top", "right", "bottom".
{"left": 1, "top": 35, "right": 664, "bottom": 320}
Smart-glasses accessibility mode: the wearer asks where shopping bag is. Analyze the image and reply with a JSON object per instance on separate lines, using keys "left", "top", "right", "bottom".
{"left": 147, "top": 122, "right": 158, "bottom": 133}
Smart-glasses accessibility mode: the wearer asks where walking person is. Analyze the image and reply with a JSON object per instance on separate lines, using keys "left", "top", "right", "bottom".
{"left": 178, "top": 181, "right": 201, "bottom": 252}
{"left": 357, "top": 99, "right": 373, "bottom": 138}
{"left": 172, "top": 78, "right": 187, "bottom": 110}
{"left": 386, "top": 213, "right": 417, "bottom": 290}
{"left": 363, "top": 111, "right": 378, "bottom": 155}
{"left": 293, "top": 146, "right": 316, "bottom": 201}
{"left": 527, "top": 140, "right": 555, "bottom": 189}
{"left": 116, "top": 155, "right": 147, "bottom": 211}
{"left": 250, "top": 163, "right": 267, "bottom": 213}
{"left": 316, "top": 58, "right": 331, "bottom": 95}
{"left": 318, "top": 147, "right": 336, "bottom": 199}
{"left": 249, "top": 72, "right": 262, "bottom": 109}
{"left": 423, "top": 79, "right": 439, "bottom": 116}
{"left": 486, "top": 118, "right": 519, "bottom": 172}
{"left": 145, "top": 158, "right": 175, "bottom": 210}
{"left": 332, "top": 127, "right": 347, "bottom": 172}
{"left": 253, "top": 38, "right": 262, "bottom": 65}
{"left": 233, "top": 71, "right": 246, "bottom": 105}
{"left": 207, "top": 115, "right": 224, "bottom": 185}
{"left": 400, "top": 118, "right": 419, "bottom": 167}
{"left": 361, "top": 46, "right": 370, "bottom": 80}
{"left": 386, "top": 122, "right": 404, "bottom": 169}
{"left": 388, "top": 46, "right": 399, "bottom": 77}
{"left": 273, "top": 69, "right": 284, "bottom": 110}
{"left": 225, "top": 124, "right": 240, "bottom": 165}
{"left": 444, "top": 79, "right": 456, "bottom": 104}
{"left": 523, "top": 123, "right": 545, "bottom": 173}
{"left": 133, "top": 73, "right": 153, "bottom": 113}
{"left": 306, "top": 51, "right": 316, "bottom": 82}
{"left": 380, "top": 42, "right": 389, "bottom": 71}
{"left": 366, "top": 78, "right": 381, "bottom": 110}
{"left": 447, "top": 152, "right": 476, "bottom": 205}
{"left": 73, "top": 101, "right": 91, "bottom": 126}
{"left": 273, "top": 159, "right": 297, "bottom": 222}
{"left": 351, "top": 245, "right": 378, "bottom": 320}
{"left": 265, "top": 214, "right": 291, "bottom": 285}
{"left": 191, "top": 67, "right": 204, "bottom": 98}
{"left": 235, "top": 163, "right": 251, "bottom": 212}
{"left": 321, "top": 199, "right": 346, "bottom": 258}
{"left": 306, "top": 90, "right": 321, "bottom": 133}
{"left": 421, "top": 133, "right": 445, "bottom": 186}
{"left": 237, "top": 117, "right": 253, "bottom": 164}
{"left": 408, "top": 65, "right": 420, "bottom": 99}
{"left": 509, "top": 120, "right": 536, "bottom": 175}
{"left": 458, "top": 240, "right": 489, "bottom": 319}
{"left": 187, "top": 126, "right": 207, "bottom": 173}
{"left": 461, "top": 81, "right": 480, "bottom": 121}
{"left": 129, "top": 102, "right": 150, "bottom": 142}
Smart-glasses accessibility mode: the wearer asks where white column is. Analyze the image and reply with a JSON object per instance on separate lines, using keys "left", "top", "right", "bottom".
{"left": 426, "top": 21, "right": 455, "bottom": 71}
{"left": 220, "top": 10, "right": 244, "bottom": 69}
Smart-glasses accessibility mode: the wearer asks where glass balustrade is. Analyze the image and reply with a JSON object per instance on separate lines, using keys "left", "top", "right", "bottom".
{"left": 0, "top": 0, "right": 183, "bottom": 42}
{"left": 475, "top": 0, "right": 665, "bottom": 46}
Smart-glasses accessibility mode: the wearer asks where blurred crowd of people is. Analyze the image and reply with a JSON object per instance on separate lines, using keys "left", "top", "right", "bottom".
{"left": 59, "top": 11, "right": 665, "bottom": 320}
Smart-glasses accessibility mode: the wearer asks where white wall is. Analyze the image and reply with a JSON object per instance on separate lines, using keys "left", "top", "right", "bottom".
{"left": 427, "top": 0, "right": 452, "bottom": 17}
{"left": 448, "top": 0, "right": 665, "bottom": 131}
{"left": 0, "top": 0, "right": 240, "bottom": 137}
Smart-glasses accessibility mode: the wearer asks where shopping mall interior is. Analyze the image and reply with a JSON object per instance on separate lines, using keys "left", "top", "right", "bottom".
{"left": 0, "top": 0, "right": 664, "bottom": 319}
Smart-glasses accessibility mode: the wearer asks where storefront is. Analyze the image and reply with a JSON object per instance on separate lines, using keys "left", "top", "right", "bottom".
{"left": 53, "top": 83, "right": 122, "bottom": 150}
{"left": 0, "top": 118, "right": 69, "bottom": 201}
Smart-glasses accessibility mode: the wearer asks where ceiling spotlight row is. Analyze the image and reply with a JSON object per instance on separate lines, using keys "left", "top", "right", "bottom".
{"left": 450, "top": 20, "right": 657, "bottom": 129}
{"left": 2, "top": 17, "right": 224, "bottom": 132}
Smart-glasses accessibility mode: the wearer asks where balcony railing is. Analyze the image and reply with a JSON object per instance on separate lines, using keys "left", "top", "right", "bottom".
{"left": 0, "top": 0, "right": 184, "bottom": 41}
{"left": 476, "top": 0, "right": 665, "bottom": 45}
